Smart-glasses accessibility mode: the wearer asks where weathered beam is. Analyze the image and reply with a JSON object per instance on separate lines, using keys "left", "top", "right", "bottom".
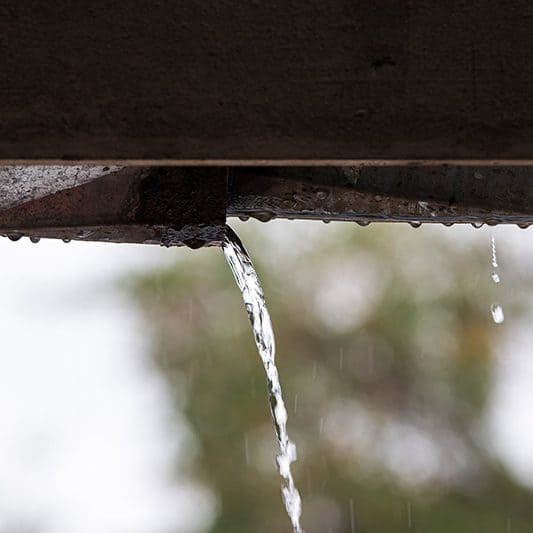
{"left": 2, "top": 2, "right": 533, "bottom": 162}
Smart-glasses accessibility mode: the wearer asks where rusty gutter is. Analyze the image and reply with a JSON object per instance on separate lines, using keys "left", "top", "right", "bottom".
{"left": 0, "top": 165, "right": 532, "bottom": 248}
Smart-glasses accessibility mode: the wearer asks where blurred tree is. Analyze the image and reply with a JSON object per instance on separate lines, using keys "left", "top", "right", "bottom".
{"left": 129, "top": 221, "right": 533, "bottom": 532}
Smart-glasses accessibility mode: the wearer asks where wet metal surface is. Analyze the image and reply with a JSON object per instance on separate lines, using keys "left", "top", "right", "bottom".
{"left": 1, "top": 165, "right": 533, "bottom": 248}
{"left": 228, "top": 167, "right": 533, "bottom": 226}
{"left": 0, "top": 167, "right": 228, "bottom": 248}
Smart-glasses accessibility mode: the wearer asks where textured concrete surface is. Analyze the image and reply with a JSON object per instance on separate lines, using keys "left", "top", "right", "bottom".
{"left": 0, "top": 166, "right": 121, "bottom": 209}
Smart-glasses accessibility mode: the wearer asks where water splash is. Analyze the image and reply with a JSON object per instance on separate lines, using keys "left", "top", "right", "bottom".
{"left": 490, "top": 233, "right": 504, "bottom": 324}
{"left": 222, "top": 226, "right": 303, "bottom": 533}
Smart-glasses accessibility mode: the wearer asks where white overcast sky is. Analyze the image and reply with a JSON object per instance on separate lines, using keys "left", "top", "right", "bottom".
{"left": 0, "top": 239, "right": 216, "bottom": 533}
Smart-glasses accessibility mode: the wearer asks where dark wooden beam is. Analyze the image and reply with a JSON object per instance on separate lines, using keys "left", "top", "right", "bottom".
{"left": 2, "top": 2, "right": 533, "bottom": 162}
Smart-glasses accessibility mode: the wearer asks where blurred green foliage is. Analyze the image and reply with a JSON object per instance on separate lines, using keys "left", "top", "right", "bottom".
{"left": 129, "top": 221, "right": 533, "bottom": 532}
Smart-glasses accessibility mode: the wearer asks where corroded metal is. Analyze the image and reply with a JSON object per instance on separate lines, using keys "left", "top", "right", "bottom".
{"left": 0, "top": 165, "right": 532, "bottom": 249}
{"left": 0, "top": 167, "right": 228, "bottom": 248}
{"left": 228, "top": 167, "right": 533, "bottom": 226}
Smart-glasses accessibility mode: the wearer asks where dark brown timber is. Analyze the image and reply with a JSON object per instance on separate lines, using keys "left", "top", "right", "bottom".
{"left": 2, "top": 2, "right": 533, "bottom": 162}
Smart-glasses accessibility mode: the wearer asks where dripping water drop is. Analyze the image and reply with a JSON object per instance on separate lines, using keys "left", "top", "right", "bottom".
{"left": 491, "top": 234, "right": 498, "bottom": 269}
{"left": 7, "top": 232, "right": 22, "bottom": 241}
{"left": 490, "top": 233, "right": 504, "bottom": 323}
{"left": 491, "top": 304, "right": 505, "bottom": 324}
{"left": 252, "top": 210, "right": 275, "bottom": 223}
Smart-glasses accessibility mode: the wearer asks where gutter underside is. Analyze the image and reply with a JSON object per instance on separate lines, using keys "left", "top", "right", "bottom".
{"left": 0, "top": 165, "right": 532, "bottom": 248}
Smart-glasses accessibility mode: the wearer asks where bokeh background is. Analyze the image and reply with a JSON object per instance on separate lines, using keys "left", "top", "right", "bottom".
{"left": 1, "top": 221, "right": 533, "bottom": 532}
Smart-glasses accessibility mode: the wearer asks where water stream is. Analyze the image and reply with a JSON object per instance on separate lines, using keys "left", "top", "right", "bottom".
{"left": 222, "top": 225, "right": 303, "bottom": 533}
{"left": 490, "top": 233, "right": 505, "bottom": 324}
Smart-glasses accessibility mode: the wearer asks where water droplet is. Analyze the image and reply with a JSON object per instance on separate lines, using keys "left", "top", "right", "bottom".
{"left": 442, "top": 222, "right": 454, "bottom": 227}
{"left": 518, "top": 223, "right": 530, "bottom": 229}
{"left": 356, "top": 220, "right": 370, "bottom": 227}
{"left": 239, "top": 215, "right": 250, "bottom": 222}
{"left": 322, "top": 219, "right": 331, "bottom": 224}
{"left": 343, "top": 167, "right": 360, "bottom": 185}
{"left": 417, "top": 200, "right": 437, "bottom": 216}
{"left": 489, "top": 234, "right": 504, "bottom": 320}
{"left": 7, "top": 232, "right": 22, "bottom": 241}
{"left": 29, "top": 236, "right": 40, "bottom": 244}
{"left": 184, "top": 238, "right": 205, "bottom": 250}
{"left": 62, "top": 238, "right": 71, "bottom": 243}
{"left": 252, "top": 210, "right": 275, "bottom": 223}
{"left": 491, "top": 304, "right": 505, "bottom": 324}
{"left": 491, "top": 234, "right": 498, "bottom": 268}
{"left": 471, "top": 222, "right": 484, "bottom": 229}
{"left": 76, "top": 229, "right": 95, "bottom": 239}
{"left": 409, "top": 221, "right": 422, "bottom": 228}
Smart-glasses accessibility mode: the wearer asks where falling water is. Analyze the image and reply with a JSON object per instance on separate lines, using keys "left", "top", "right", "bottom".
{"left": 490, "top": 233, "right": 505, "bottom": 324}
{"left": 222, "top": 226, "right": 303, "bottom": 533}
{"left": 491, "top": 234, "right": 499, "bottom": 271}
